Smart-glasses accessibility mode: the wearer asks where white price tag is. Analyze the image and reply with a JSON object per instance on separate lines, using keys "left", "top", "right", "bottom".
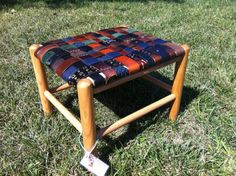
{"left": 80, "top": 152, "right": 109, "bottom": 176}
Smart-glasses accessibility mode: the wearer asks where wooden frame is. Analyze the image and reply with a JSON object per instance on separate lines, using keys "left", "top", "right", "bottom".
{"left": 29, "top": 43, "right": 189, "bottom": 152}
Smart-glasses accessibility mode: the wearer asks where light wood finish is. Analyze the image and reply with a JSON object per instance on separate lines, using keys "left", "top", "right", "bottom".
{"left": 29, "top": 44, "right": 52, "bottom": 116}
{"left": 94, "top": 56, "right": 181, "bottom": 94}
{"left": 77, "top": 79, "right": 96, "bottom": 152}
{"left": 117, "top": 24, "right": 129, "bottom": 28}
{"left": 98, "top": 94, "right": 176, "bottom": 138}
{"left": 50, "top": 83, "right": 72, "bottom": 93}
{"left": 142, "top": 74, "right": 172, "bottom": 92}
{"left": 169, "top": 45, "right": 190, "bottom": 121}
{"left": 44, "top": 90, "right": 83, "bottom": 133}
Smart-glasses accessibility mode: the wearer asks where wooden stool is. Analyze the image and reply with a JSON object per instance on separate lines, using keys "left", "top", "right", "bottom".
{"left": 29, "top": 26, "right": 189, "bottom": 153}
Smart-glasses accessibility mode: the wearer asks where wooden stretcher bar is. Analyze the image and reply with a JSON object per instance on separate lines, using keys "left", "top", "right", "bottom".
{"left": 44, "top": 90, "right": 83, "bottom": 134}
{"left": 142, "top": 74, "right": 172, "bottom": 92}
{"left": 49, "top": 83, "right": 72, "bottom": 93}
{"left": 97, "top": 93, "right": 176, "bottom": 138}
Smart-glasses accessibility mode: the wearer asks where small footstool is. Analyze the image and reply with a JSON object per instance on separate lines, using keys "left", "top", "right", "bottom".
{"left": 29, "top": 26, "right": 189, "bottom": 153}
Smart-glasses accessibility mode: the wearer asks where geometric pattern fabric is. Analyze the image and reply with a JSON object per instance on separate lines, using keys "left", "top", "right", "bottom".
{"left": 35, "top": 27, "right": 185, "bottom": 87}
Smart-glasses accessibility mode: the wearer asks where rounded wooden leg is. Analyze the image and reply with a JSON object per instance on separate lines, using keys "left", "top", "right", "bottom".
{"left": 169, "top": 45, "right": 190, "bottom": 122}
{"left": 29, "top": 44, "right": 52, "bottom": 116}
{"left": 77, "top": 79, "right": 96, "bottom": 152}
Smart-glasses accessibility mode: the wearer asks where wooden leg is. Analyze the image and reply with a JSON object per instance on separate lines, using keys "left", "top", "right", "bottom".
{"left": 169, "top": 45, "right": 190, "bottom": 121}
{"left": 29, "top": 44, "right": 52, "bottom": 116}
{"left": 77, "top": 79, "right": 96, "bottom": 152}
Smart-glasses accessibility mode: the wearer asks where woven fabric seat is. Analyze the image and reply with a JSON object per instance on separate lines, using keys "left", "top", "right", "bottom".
{"left": 35, "top": 27, "right": 185, "bottom": 87}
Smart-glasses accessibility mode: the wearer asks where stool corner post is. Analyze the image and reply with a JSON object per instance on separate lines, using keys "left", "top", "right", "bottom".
{"left": 29, "top": 44, "right": 40, "bottom": 52}
{"left": 117, "top": 24, "right": 129, "bottom": 28}
{"left": 77, "top": 79, "right": 97, "bottom": 153}
{"left": 29, "top": 43, "right": 52, "bottom": 117}
{"left": 181, "top": 44, "right": 190, "bottom": 53}
{"left": 169, "top": 44, "right": 190, "bottom": 122}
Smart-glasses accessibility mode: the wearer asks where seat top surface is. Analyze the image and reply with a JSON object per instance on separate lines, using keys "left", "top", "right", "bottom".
{"left": 35, "top": 26, "right": 185, "bottom": 87}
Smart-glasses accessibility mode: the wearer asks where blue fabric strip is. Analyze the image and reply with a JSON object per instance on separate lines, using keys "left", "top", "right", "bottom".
{"left": 137, "top": 41, "right": 149, "bottom": 49}
{"left": 81, "top": 57, "right": 100, "bottom": 66}
{"left": 73, "top": 41, "right": 85, "bottom": 48}
{"left": 106, "top": 52, "right": 121, "bottom": 59}
{"left": 114, "top": 65, "right": 129, "bottom": 77}
{"left": 62, "top": 37, "right": 74, "bottom": 42}
{"left": 123, "top": 47, "right": 135, "bottom": 53}
{"left": 62, "top": 61, "right": 86, "bottom": 81}
{"left": 153, "top": 45, "right": 171, "bottom": 60}
{"left": 88, "top": 73, "right": 106, "bottom": 86}
{"left": 153, "top": 38, "right": 168, "bottom": 45}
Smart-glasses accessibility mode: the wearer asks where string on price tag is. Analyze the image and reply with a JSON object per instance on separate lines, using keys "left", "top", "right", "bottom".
{"left": 78, "top": 135, "right": 109, "bottom": 176}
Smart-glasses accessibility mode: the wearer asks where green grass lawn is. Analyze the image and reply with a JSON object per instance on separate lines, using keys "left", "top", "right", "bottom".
{"left": 0, "top": 0, "right": 236, "bottom": 175}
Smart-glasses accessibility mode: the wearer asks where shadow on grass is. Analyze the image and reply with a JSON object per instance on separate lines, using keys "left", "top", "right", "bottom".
{"left": 96, "top": 73, "right": 198, "bottom": 170}
{"left": 63, "top": 72, "right": 199, "bottom": 173}
{"left": 0, "top": 0, "right": 185, "bottom": 10}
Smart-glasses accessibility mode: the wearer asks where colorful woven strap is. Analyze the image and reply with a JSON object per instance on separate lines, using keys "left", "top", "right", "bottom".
{"left": 35, "top": 27, "right": 185, "bottom": 87}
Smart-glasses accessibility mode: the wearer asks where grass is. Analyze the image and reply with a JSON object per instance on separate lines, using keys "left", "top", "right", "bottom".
{"left": 0, "top": 0, "right": 236, "bottom": 175}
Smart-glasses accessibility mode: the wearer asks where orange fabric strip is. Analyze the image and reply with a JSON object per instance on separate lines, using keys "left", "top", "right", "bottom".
{"left": 115, "top": 56, "right": 140, "bottom": 73}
